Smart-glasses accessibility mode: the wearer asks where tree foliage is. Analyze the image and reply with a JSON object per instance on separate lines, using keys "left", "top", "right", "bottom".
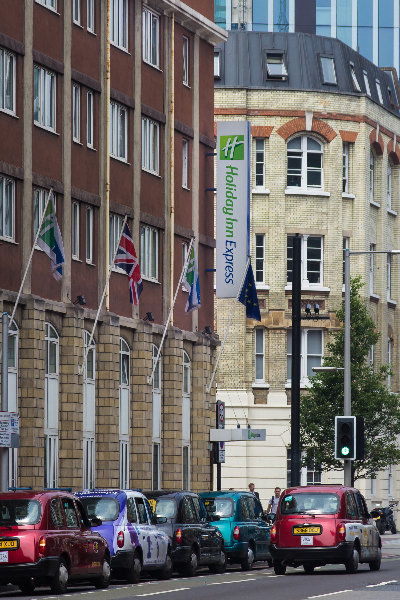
{"left": 300, "top": 277, "right": 400, "bottom": 481}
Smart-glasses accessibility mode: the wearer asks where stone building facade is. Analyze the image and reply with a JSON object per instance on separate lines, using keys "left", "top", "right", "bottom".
{"left": 214, "top": 31, "right": 400, "bottom": 519}
{"left": 0, "top": 1, "right": 226, "bottom": 491}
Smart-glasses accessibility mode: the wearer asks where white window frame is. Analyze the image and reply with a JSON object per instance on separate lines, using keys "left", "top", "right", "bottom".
{"left": 387, "top": 338, "right": 392, "bottom": 390}
{"left": 255, "top": 138, "right": 265, "bottom": 188}
{"left": 369, "top": 243, "right": 375, "bottom": 295}
{"left": 182, "top": 139, "right": 189, "bottom": 188}
{"left": 142, "top": 7, "right": 160, "bottom": 68}
{"left": 142, "top": 117, "right": 159, "bottom": 175}
{"left": 387, "top": 160, "right": 392, "bottom": 211}
{"left": 387, "top": 254, "right": 392, "bottom": 300}
{"left": 287, "top": 235, "right": 323, "bottom": 288}
{"left": 83, "top": 330, "right": 95, "bottom": 489}
{"left": 72, "top": 201, "right": 79, "bottom": 259}
{"left": 376, "top": 79, "right": 383, "bottom": 104}
{"left": 83, "top": 436, "right": 95, "bottom": 489}
{"left": 140, "top": 224, "right": 158, "bottom": 281}
{"left": 182, "top": 351, "right": 191, "bottom": 490}
{"left": 86, "top": 206, "right": 93, "bottom": 264}
{"left": 342, "top": 142, "right": 349, "bottom": 194}
{"left": 214, "top": 51, "right": 220, "bottom": 78}
{"left": 371, "top": 475, "right": 376, "bottom": 495}
{"left": 182, "top": 444, "right": 190, "bottom": 491}
{"left": 320, "top": 56, "right": 336, "bottom": 84}
{"left": 110, "top": 0, "right": 128, "bottom": 51}
{"left": 255, "top": 234, "right": 265, "bottom": 284}
{"left": 152, "top": 442, "right": 161, "bottom": 490}
{"left": 287, "top": 135, "right": 323, "bottom": 190}
{"left": 343, "top": 237, "right": 350, "bottom": 287}
{"left": 110, "top": 101, "right": 127, "bottom": 161}
{"left": 119, "top": 338, "right": 130, "bottom": 489}
{"left": 266, "top": 53, "right": 288, "bottom": 79}
{"left": 34, "top": 65, "right": 56, "bottom": 131}
{"left": 370, "top": 152, "right": 375, "bottom": 203}
{"left": 0, "top": 47, "right": 16, "bottom": 114}
{"left": 109, "top": 213, "right": 123, "bottom": 268}
{"left": 183, "top": 36, "right": 189, "bottom": 85}
{"left": 72, "top": 83, "right": 80, "bottom": 142}
{"left": 388, "top": 465, "right": 393, "bottom": 496}
{"left": 152, "top": 344, "right": 162, "bottom": 490}
{"left": 8, "top": 320, "right": 18, "bottom": 488}
{"left": 0, "top": 175, "right": 15, "bottom": 241}
{"left": 254, "top": 328, "right": 265, "bottom": 383}
{"left": 87, "top": 0, "right": 94, "bottom": 32}
{"left": 44, "top": 323, "right": 59, "bottom": 489}
{"left": 73, "top": 0, "right": 81, "bottom": 24}
{"left": 370, "top": 344, "right": 375, "bottom": 369}
{"left": 287, "top": 329, "right": 323, "bottom": 384}
{"left": 350, "top": 63, "right": 361, "bottom": 92}
{"left": 36, "top": 0, "right": 57, "bottom": 9}
{"left": 86, "top": 91, "right": 94, "bottom": 148}
{"left": 363, "top": 70, "right": 371, "bottom": 96}
{"left": 34, "top": 187, "right": 56, "bottom": 240}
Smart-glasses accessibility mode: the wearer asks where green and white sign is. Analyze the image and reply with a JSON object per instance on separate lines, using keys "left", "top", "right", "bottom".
{"left": 216, "top": 121, "right": 250, "bottom": 298}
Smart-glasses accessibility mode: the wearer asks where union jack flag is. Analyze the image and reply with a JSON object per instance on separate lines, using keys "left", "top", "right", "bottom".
{"left": 114, "top": 222, "right": 143, "bottom": 305}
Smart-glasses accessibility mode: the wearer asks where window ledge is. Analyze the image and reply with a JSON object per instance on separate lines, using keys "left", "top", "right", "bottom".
{"left": 0, "top": 237, "right": 17, "bottom": 245}
{"left": 87, "top": 144, "right": 97, "bottom": 152}
{"left": 142, "top": 168, "right": 161, "bottom": 178}
{"left": 72, "top": 256, "right": 82, "bottom": 262}
{"left": 0, "top": 108, "right": 18, "bottom": 119}
{"left": 34, "top": 122, "right": 59, "bottom": 136}
{"left": 285, "top": 284, "right": 330, "bottom": 293}
{"left": 142, "top": 275, "right": 160, "bottom": 284}
{"left": 87, "top": 29, "right": 96, "bottom": 36}
{"left": 342, "top": 192, "right": 355, "bottom": 200}
{"left": 286, "top": 381, "right": 312, "bottom": 389}
{"left": 252, "top": 382, "right": 270, "bottom": 389}
{"left": 73, "top": 139, "right": 83, "bottom": 146}
{"left": 86, "top": 260, "right": 95, "bottom": 267}
{"left": 370, "top": 200, "right": 380, "bottom": 208}
{"left": 370, "top": 293, "right": 380, "bottom": 303}
{"left": 143, "top": 59, "right": 162, "bottom": 73}
{"left": 182, "top": 185, "right": 190, "bottom": 191}
{"left": 183, "top": 82, "right": 191, "bottom": 89}
{"left": 110, "top": 155, "right": 130, "bottom": 165}
{"left": 110, "top": 42, "right": 130, "bottom": 55}
{"left": 256, "top": 284, "right": 270, "bottom": 291}
{"left": 252, "top": 188, "right": 270, "bottom": 195}
{"left": 388, "top": 299, "right": 397, "bottom": 308}
{"left": 35, "top": 2, "right": 60, "bottom": 16}
{"left": 285, "top": 188, "right": 330, "bottom": 198}
{"left": 388, "top": 208, "right": 397, "bottom": 216}
{"left": 73, "top": 21, "right": 83, "bottom": 29}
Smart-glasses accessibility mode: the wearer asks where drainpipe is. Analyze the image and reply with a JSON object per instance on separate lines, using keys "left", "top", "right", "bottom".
{"left": 105, "top": 0, "right": 111, "bottom": 309}
{"left": 170, "top": 13, "right": 175, "bottom": 324}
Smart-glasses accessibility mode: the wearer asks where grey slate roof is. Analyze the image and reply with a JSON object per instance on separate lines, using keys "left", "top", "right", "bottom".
{"left": 215, "top": 31, "right": 399, "bottom": 115}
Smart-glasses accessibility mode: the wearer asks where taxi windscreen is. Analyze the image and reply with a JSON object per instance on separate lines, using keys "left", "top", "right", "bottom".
{"left": 80, "top": 497, "right": 120, "bottom": 521}
{"left": 0, "top": 499, "right": 42, "bottom": 525}
{"left": 281, "top": 493, "right": 339, "bottom": 515}
{"left": 203, "top": 497, "right": 234, "bottom": 518}
{"left": 155, "top": 498, "right": 177, "bottom": 519}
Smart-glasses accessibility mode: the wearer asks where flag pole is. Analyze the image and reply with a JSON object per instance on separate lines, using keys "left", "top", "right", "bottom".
{"left": 9, "top": 188, "right": 54, "bottom": 329}
{"left": 206, "top": 257, "right": 250, "bottom": 394}
{"left": 80, "top": 215, "right": 128, "bottom": 373}
{"left": 147, "top": 236, "right": 195, "bottom": 386}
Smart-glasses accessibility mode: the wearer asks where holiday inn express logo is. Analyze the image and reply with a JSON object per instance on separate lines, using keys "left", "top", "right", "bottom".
{"left": 220, "top": 135, "right": 245, "bottom": 160}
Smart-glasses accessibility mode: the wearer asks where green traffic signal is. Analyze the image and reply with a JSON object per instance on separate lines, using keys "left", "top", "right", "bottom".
{"left": 341, "top": 446, "right": 350, "bottom": 456}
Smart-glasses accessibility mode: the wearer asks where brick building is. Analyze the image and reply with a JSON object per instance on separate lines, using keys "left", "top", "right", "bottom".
{"left": 0, "top": 0, "right": 226, "bottom": 491}
{"left": 214, "top": 31, "right": 400, "bottom": 515}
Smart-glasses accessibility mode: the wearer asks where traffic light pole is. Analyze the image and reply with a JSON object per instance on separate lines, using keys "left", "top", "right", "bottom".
{"left": 343, "top": 249, "right": 351, "bottom": 486}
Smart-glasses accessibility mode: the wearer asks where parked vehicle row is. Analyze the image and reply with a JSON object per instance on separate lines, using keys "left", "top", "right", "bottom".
{"left": 0, "top": 487, "right": 272, "bottom": 595}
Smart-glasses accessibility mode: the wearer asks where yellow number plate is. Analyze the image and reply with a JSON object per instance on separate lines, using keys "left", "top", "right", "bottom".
{"left": 0, "top": 540, "right": 18, "bottom": 550}
{"left": 293, "top": 526, "right": 321, "bottom": 535}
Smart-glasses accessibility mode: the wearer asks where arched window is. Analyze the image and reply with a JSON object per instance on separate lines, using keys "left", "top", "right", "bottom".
{"left": 119, "top": 338, "right": 130, "bottom": 488}
{"left": 182, "top": 351, "right": 191, "bottom": 490}
{"left": 287, "top": 136, "right": 323, "bottom": 189}
{"left": 152, "top": 344, "right": 162, "bottom": 489}
{"left": 387, "top": 160, "right": 392, "bottom": 211}
{"left": 83, "top": 330, "right": 96, "bottom": 489}
{"left": 44, "top": 323, "right": 59, "bottom": 488}
{"left": 370, "top": 151, "right": 375, "bottom": 202}
{"left": 8, "top": 320, "right": 18, "bottom": 487}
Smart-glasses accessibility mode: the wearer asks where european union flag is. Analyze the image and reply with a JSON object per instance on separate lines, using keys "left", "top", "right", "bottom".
{"left": 239, "top": 262, "right": 261, "bottom": 321}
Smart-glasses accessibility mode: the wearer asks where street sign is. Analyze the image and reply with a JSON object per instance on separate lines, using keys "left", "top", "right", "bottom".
{"left": 218, "top": 442, "right": 225, "bottom": 463}
{"left": 216, "top": 400, "right": 225, "bottom": 429}
{"left": 210, "top": 428, "right": 266, "bottom": 442}
{"left": 0, "top": 413, "right": 19, "bottom": 448}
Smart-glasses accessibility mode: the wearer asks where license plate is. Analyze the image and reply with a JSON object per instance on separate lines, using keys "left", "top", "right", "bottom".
{"left": 293, "top": 526, "right": 321, "bottom": 535}
{"left": 0, "top": 540, "right": 18, "bottom": 550}
{"left": 0, "top": 552, "right": 8, "bottom": 562}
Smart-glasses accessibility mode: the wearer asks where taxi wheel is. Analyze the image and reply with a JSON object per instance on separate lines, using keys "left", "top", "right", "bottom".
{"left": 50, "top": 558, "right": 69, "bottom": 594}
{"left": 18, "top": 579, "right": 36, "bottom": 594}
{"left": 273, "top": 561, "right": 286, "bottom": 575}
{"left": 241, "top": 545, "right": 255, "bottom": 570}
{"left": 209, "top": 550, "right": 227, "bottom": 574}
{"left": 94, "top": 556, "right": 111, "bottom": 589}
{"left": 369, "top": 557, "right": 381, "bottom": 571}
{"left": 127, "top": 554, "right": 142, "bottom": 584}
{"left": 184, "top": 550, "right": 199, "bottom": 576}
{"left": 344, "top": 547, "right": 359, "bottom": 574}
{"left": 157, "top": 553, "right": 173, "bottom": 580}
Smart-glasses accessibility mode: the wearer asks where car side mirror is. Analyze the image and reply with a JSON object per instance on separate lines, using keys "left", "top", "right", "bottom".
{"left": 91, "top": 518, "right": 102, "bottom": 527}
{"left": 209, "top": 514, "right": 220, "bottom": 522}
{"left": 156, "top": 516, "right": 167, "bottom": 524}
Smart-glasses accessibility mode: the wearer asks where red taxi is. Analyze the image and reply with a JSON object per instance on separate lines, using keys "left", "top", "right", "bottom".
{"left": 269, "top": 485, "right": 381, "bottom": 575}
{"left": 0, "top": 491, "right": 110, "bottom": 594}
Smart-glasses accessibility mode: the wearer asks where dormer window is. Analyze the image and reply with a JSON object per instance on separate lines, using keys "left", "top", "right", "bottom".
{"left": 350, "top": 63, "right": 361, "bottom": 92}
{"left": 376, "top": 79, "right": 383, "bottom": 103}
{"left": 266, "top": 52, "right": 287, "bottom": 80}
{"left": 363, "top": 70, "right": 371, "bottom": 96}
{"left": 214, "top": 51, "right": 221, "bottom": 78}
{"left": 320, "top": 57, "right": 336, "bottom": 85}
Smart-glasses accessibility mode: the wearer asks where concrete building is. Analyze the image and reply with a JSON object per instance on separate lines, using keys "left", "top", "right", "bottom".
{"left": 214, "top": 31, "right": 400, "bottom": 519}
{"left": 0, "top": 1, "right": 226, "bottom": 492}
{"left": 215, "top": 0, "right": 400, "bottom": 72}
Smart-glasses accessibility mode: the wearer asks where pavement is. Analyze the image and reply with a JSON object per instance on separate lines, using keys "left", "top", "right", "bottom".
{"left": 381, "top": 531, "right": 400, "bottom": 558}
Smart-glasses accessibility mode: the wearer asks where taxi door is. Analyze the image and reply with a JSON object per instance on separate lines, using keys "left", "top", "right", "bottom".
{"left": 354, "top": 492, "right": 380, "bottom": 560}
{"left": 135, "top": 496, "right": 161, "bottom": 566}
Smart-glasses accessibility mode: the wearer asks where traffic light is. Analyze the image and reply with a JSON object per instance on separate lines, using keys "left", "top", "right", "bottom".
{"left": 335, "top": 416, "right": 356, "bottom": 460}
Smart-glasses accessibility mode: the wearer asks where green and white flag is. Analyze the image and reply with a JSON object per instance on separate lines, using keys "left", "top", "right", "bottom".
{"left": 182, "top": 243, "right": 201, "bottom": 313}
{"left": 37, "top": 192, "right": 65, "bottom": 281}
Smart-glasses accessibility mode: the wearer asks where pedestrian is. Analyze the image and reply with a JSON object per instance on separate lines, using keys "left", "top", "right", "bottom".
{"left": 266, "top": 486, "right": 281, "bottom": 515}
{"left": 248, "top": 482, "right": 260, "bottom": 500}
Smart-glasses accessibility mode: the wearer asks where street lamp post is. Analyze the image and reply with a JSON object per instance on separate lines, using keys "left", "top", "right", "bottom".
{"left": 343, "top": 248, "right": 400, "bottom": 486}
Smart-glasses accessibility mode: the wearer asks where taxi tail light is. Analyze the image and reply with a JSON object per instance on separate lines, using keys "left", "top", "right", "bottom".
{"left": 233, "top": 525, "right": 240, "bottom": 541}
{"left": 270, "top": 524, "right": 277, "bottom": 543}
{"left": 176, "top": 528, "right": 182, "bottom": 544}
{"left": 38, "top": 536, "right": 46, "bottom": 554}
{"left": 117, "top": 531, "right": 125, "bottom": 548}
{"left": 337, "top": 523, "right": 346, "bottom": 542}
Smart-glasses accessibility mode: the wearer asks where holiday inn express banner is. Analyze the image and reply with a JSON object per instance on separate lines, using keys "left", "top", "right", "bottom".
{"left": 216, "top": 121, "right": 250, "bottom": 298}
